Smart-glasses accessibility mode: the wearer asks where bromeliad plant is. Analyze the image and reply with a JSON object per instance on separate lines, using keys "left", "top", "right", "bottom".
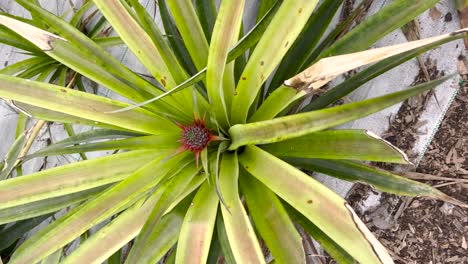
{"left": 0, "top": 0, "right": 467, "bottom": 263}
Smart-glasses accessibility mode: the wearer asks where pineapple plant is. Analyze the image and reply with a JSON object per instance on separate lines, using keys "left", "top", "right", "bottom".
{"left": 0, "top": 0, "right": 466, "bottom": 263}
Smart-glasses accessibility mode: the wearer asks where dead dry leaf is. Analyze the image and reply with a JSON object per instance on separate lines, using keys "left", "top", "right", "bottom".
{"left": 285, "top": 28, "right": 468, "bottom": 91}
{"left": 0, "top": 15, "right": 66, "bottom": 51}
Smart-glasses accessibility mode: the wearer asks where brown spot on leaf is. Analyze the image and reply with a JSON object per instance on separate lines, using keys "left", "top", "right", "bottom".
{"left": 60, "top": 88, "right": 67, "bottom": 93}
{"left": 307, "top": 200, "right": 313, "bottom": 204}
{"left": 242, "top": 77, "right": 247, "bottom": 80}
{"left": 260, "top": 61, "right": 264, "bottom": 66}
{"left": 160, "top": 78, "right": 166, "bottom": 87}
{"left": 298, "top": 8, "right": 303, "bottom": 14}
{"left": 284, "top": 41, "right": 289, "bottom": 48}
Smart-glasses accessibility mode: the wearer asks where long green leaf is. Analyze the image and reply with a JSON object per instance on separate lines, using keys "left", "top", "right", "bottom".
{"left": 100, "top": 0, "right": 202, "bottom": 113}
{"left": 0, "top": 133, "right": 26, "bottom": 180}
{"left": 127, "top": 0, "right": 199, "bottom": 112}
{"left": 320, "top": 0, "right": 439, "bottom": 58}
{"left": 125, "top": 163, "right": 199, "bottom": 263}
{"left": 240, "top": 172, "right": 305, "bottom": 264}
{"left": 0, "top": 150, "right": 160, "bottom": 210}
{"left": 219, "top": 152, "right": 265, "bottom": 264}
{"left": 284, "top": 203, "right": 355, "bottom": 264}
{"left": 0, "top": 15, "right": 159, "bottom": 104}
{"left": 30, "top": 129, "right": 139, "bottom": 151}
{"left": 255, "top": 0, "right": 278, "bottom": 23}
{"left": 176, "top": 181, "right": 219, "bottom": 264}
{"left": 13, "top": 102, "right": 129, "bottom": 131}
{"left": 194, "top": 0, "right": 217, "bottom": 42}
{"left": 215, "top": 214, "right": 236, "bottom": 264}
{"left": 0, "top": 186, "right": 107, "bottom": 225}
{"left": 269, "top": 0, "right": 344, "bottom": 90}
{"left": 114, "top": 1, "right": 282, "bottom": 112}
{"left": 157, "top": 0, "right": 198, "bottom": 76}
{"left": 6, "top": 3, "right": 188, "bottom": 117}
{"left": 93, "top": 0, "right": 176, "bottom": 90}
{"left": 206, "top": 0, "right": 245, "bottom": 128}
{"left": 166, "top": 0, "right": 209, "bottom": 70}
{"left": 0, "top": 74, "right": 177, "bottom": 135}
{"left": 26, "top": 134, "right": 180, "bottom": 159}
{"left": 287, "top": 158, "right": 452, "bottom": 198}
{"left": 239, "top": 146, "right": 393, "bottom": 263}
{"left": 12, "top": 0, "right": 166, "bottom": 95}
{"left": 69, "top": 1, "right": 95, "bottom": 28}
{"left": 8, "top": 154, "right": 188, "bottom": 264}
{"left": 0, "top": 57, "right": 49, "bottom": 76}
{"left": 93, "top": 36, "right": 123, "bottom": 47}
{"left": 249, "top": 85, "right": 305, "bottom": 122}
{"left": 0, "top": 215, "right": 51, "bottom": 251}
{"left": 41, "top": 249, "right": 62, "bottom": 264}
{"left": 63, "top": 189, "right": 191, "bottom": 264}
{"left": 304, "top": 0, "right": 373, "bottom": 66}
{"left": 262, "top": 129, "right": 410, "bottom": 164}
{"left": 229, "top": 75, "right": 453, "bottom": 150}
{"left": 230, "top": 0, "right": 319, "bottom": 124}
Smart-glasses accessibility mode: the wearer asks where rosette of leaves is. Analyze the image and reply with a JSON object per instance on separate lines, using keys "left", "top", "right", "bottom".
{"left": 0, "top": 1, "right": 466, "bottom": 263}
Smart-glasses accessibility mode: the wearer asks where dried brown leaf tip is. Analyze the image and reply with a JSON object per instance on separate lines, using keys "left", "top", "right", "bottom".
{"left": 285, "top": 28, "right": 468, "bottom": 91}
{"left": 0, "top": 15, "right": 65, "bottom": 51}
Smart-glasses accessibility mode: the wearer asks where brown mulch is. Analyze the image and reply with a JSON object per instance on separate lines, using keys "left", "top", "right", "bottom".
{"left": 346, "top": 70, "right": 468, "bottom": 264}
{"left": 381, "top": 58, "right": 443, "bottom": 163}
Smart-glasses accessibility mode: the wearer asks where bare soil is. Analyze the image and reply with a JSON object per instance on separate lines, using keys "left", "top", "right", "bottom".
{"left": 346, "top": 63, "right": 468, "bottom": 264}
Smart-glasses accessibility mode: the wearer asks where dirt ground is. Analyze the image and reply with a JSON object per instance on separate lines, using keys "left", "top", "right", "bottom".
{"left": 345, "top": 65, "right": 468, "bottom": 264}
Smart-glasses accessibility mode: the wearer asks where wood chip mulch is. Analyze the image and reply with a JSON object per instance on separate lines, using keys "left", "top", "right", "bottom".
{"left": 344, "top": 60, "right": 467, "bottom": 264}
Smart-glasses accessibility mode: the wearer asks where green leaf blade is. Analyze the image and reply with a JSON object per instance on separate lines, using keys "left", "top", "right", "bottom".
{"left": 321, "top": 0, "right": 440, "bottom": 58}
{"left": 93, "top": 0, "right": 175, "bottom": 88}
{"left": 125, "top": 163, "right": 199, "bottom": 263}
{"left": 206, "top": 0, "right": 245, "bottom": 128}
{"left": 287, "top": 158, "right": 448, "bottom": 198}
{"left": 239, "top": 145, "right": 393, "bottom": 264}
{"left": 269, "top": 0, "right": 344, "bottom": 90}
{"left": 176, "top": 181, "right": 219, "bottom": 264}
{"left": 284, "top": 203, "right": 356, "bottom": 264}
{"left": 0, "top": 150, "right": 160, "bottom": 211}
{"left": 219, "top": 153, "right": 265, "bottom": 264}
{"left": 241, "top": 173, "right": 306, "bottom": 264}
{"left": 0, "top": 74, "right": 177, "bottom": 135}
{"left": 166, "top": 0, "right": 209, "bottom": 70}
{"left": 229, "top": 76, "right": 453, "bottom": 150}
{"left": 8, "top": 154, "right": 188, "bottom": 264}
{"left": 230, "top": 0, "right": 319, "bottom": 124}
{"left": 262, "top": 129, "right": 410, "bottom": 164}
